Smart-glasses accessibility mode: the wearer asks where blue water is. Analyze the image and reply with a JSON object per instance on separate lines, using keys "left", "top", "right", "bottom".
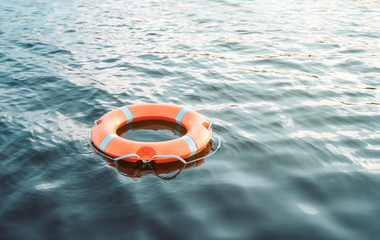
{"left": 1, "top": 0, "right": 380, "bottom": 239}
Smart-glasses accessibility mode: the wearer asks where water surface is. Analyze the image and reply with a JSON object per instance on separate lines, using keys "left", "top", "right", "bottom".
{"left": 1, "top": 0, "right": 380, "bottom": 239}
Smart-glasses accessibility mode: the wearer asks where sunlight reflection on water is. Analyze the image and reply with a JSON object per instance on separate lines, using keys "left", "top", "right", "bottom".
{"left": 1, "top": 0, "right": 379, "bottom": 239}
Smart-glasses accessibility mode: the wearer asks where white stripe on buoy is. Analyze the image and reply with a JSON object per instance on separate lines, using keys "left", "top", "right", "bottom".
{"left": 99, "top": 134, "right": 118, "bottom": 151}
{"left": 175, "top": 108, "right": 188, "bottom": 124}
{"left": 120, "top": 107, "right": 134, "bottom": 123}
{"left": 181, "top": 136, "right": 197, "bottom": 156}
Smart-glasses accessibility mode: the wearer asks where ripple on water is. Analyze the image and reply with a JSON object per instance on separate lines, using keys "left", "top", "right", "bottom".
{"left": 1, "top": 0, "right": 380, "bottom": 239}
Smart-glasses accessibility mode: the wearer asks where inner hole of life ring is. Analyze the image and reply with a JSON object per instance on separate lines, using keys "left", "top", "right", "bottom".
{"left": 116, "top": 120, "right": 187, "bottom": 142}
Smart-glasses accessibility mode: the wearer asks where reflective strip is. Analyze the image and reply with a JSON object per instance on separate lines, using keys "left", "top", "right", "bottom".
{"left": 181, "top": 136, "right": 197, "bottom": 156}
{"left": 175, "top": 108, "right": 188, "bottom": 124}
{"left": 99, "top": 134, "right": 118, "bottom": 151}
{"left": 120, "top": 107, "right": 133, "bottom": 123}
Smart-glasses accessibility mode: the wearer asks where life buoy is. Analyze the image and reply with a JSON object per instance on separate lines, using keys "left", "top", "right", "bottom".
{"left": 90, "top": 104, "right": 213, "bottom": 163}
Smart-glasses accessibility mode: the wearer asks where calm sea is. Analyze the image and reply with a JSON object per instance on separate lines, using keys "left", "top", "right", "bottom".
{"left": 1, "top": 0, "right": 379, "bottom": 239}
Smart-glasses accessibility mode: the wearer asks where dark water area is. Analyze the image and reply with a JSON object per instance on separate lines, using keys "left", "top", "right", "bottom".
{"left": 1, "top": 0, "right": 380, "bottom": 239}
{"left": 117, "top": 120, "right": 187, "bottom": 142}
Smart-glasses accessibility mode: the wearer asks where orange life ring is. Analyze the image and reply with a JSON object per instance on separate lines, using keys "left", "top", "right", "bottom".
{"left": 91, "top": 104, "right": 212, "bottom": 163}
